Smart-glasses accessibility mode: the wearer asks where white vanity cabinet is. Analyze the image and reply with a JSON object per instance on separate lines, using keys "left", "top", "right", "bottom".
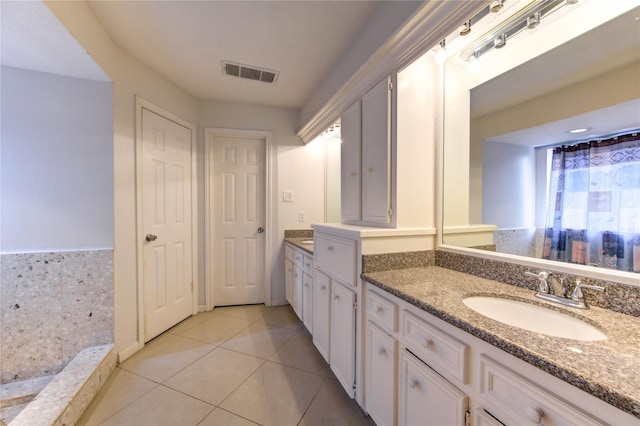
{"left": 398, "top": 350, "right": 468, "bottom": 426}
{"left": 362, "top": 281, "right": 631, "bottom": 426}
{"left": 285, "top": 242, "right": 313, "bottom": 324}
{"left": 284, "top": 244, "right": 294, "bottom": 306}
{"left": 341, "top": 99, "right": 362, "bottom": 224}
{"left": 312, "top": 231, "right": 358, "bottom": 397}
{"left": 365, "top": 288, "right": 399, "bottom": 426}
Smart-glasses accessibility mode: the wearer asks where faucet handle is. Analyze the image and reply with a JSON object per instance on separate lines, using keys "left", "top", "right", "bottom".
{"left": 525, "top": 270, "right": 551, "bottom": 293}
{"left": 571, "top": 280, "right": 604, "bottom": 304}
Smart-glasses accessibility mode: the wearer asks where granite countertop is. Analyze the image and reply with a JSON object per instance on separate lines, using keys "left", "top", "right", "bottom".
{"left": 284, "top": 237, "right": 313, "bottom": 255}
{"left": 362, "top": 266, "right": 640, "bottom": 419}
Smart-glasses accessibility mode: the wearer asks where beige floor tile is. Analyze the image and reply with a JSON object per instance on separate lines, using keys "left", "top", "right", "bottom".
{"left": 213, "top": 304, "right": 268, "bottom": 322}
{"left": 269, "top": 328, "right": 332, "bottom": 377}
{"left": 220, "top": 361, "right": 323, "bottom": 426}
{"left": 198, "top": 408, "right": 260, "bottom": 426}
{"left": 221, "top": 322, "right": 296, "bottom": 359}
{"left": 164, "top": 347, "right": 264, "bottom": 405}
{"left": 178, "top": 314, "right": 254, "bottom": 346}
{"left": 167, "top": 310, "right": 226, "bottom": 335}
{"left": 77, "top": 367, "right": 157, "bottom": 425}
{"left": 119, "top": 333, "right": 214, "bottom": 382}
{"left": 299, "top": 378, "right": 374, "bottom": 426}
{"left": 100, "top": 385, "right": 214, "bottom": 426}
{"left": 256, "top": 305, "right": 303, "bottom": 330}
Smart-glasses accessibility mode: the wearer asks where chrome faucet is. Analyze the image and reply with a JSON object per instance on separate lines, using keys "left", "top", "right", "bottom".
{"left": 524, "top": 271, "right": 604, "bottom": 309}
{"left": 571, "top": 280, "right": 605, "bottom": 308}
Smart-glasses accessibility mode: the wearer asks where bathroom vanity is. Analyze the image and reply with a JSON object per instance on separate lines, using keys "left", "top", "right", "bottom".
{"left": 362, "top": 265, "right": 640, "bottom": 425}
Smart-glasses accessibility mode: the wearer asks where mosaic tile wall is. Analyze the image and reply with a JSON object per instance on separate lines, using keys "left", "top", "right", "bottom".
{"left": 0, "top": 250, "right": 114, "bottom": 384}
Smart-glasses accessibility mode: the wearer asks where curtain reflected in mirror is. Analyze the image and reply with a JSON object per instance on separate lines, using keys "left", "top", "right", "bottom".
{"left": 542, "top": 132, "right": 640, "bottom": 272}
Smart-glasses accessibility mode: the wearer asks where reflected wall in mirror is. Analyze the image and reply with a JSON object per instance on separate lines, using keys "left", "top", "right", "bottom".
{"left": 442, "top": 1, "right": 640, "bottom": 277}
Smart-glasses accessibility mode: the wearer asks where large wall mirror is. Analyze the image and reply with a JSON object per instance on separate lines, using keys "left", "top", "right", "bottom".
{"left": 441, "top": 1, "right": 640, "bottom": 286}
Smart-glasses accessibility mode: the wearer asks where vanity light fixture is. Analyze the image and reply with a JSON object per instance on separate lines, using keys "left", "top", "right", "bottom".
{"left": 460, "top": 0, "right": 578, "bottom": 62}
{"left": 527, "top": 11, "right": 541, "bottom": 29}
{"left": 494, "top": 34, "right": 507, "bottom": 48}
{"left": 434, "top": 39, "right": 447, "bottom": 64}
{"left": 490, "top": 0, "right": 504, "bottom": 13}
{"left": 459, "top": 20, "right": 472, "bottom": 36}
{"left": 569, "top": 127, "right": 589, "bottom": 133}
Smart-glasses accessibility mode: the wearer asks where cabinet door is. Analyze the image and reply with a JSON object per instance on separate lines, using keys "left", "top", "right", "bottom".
{"left": 312, "top": 269, "right": 331, "bottom": 362}
{"left": 341, "top": 100, "right": 362, "bottom": 223}
{"left": 330, "top": 280, "right": 356, "bottom": 398}
{"left": 285, "top": 257, "right": 294, "bottom": 306}
{"left": 366, "top": 321, "right": 397, "bottom": 426}
{"left": 361, "top": 77, "right": 392, "bottom": 225}
{"left": 398, "top": 350, "right": 468, "bottom": 426}
{"left": 302, "top": 272, "right": 313, "bottom": 332}
{"left": 293, "top": 264, "right": 304, "bottom": 319}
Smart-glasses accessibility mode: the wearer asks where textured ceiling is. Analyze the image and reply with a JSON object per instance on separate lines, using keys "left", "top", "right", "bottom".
{"left": 87, "top": 0, "right": 378, "bottom": 108}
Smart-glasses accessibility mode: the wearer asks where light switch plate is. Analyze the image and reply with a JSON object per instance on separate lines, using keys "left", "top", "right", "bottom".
{"left": 283, "top": 191, "right": 294, "bottom": 202}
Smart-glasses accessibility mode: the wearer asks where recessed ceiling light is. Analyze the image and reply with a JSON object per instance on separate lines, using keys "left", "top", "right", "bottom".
{"left": 569, "top": 128, "right": 589, "bottom": 134}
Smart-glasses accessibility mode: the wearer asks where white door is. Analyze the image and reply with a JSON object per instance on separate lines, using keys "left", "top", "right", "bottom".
{"left": 330, "top": 280, "right": 356, "bottom": 398}
{"left": 212, "top": 136, "right": 265, "bottom": 306}
{"left": 142, "top": 108, "right": 193, "bottom": 342}
{"left": 340, "top": 100, "right": 362, "bottom": 223}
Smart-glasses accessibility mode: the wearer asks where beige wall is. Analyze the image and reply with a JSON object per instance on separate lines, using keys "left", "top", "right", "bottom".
{"left": 46, "top": 1, "right": 328, "bottom": 361}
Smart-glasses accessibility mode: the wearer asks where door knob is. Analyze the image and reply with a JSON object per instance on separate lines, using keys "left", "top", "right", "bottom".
{"left": 257, "top": 227, "right": 264, "bottom": 234}
{"left": 145, "top": 234, "right": 158, "bottom": 242}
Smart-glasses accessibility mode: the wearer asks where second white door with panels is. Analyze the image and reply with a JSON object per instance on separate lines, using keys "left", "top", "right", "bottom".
{"left": 212, "top": 136, "right": 266, "bottom": 306}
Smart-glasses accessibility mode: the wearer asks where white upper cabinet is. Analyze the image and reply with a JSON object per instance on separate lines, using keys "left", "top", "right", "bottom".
{"left": 362, "top": 77, "right": 393, "bottom": 225}
{"left": 340, "top": 100, "right": 362, "bottom": 224}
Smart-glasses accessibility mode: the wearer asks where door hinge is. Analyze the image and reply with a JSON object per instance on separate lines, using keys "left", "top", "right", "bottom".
{"left": 388, "top": 79, "right": 393, "bottom": 91}
{"left": 353, "top": 299, "right": 358, "bottom": 311}
{"left": 388, "top": 207, "right": 393, "bottom": 218}
{"left": 465, "top": 410, "right": 471, "bottom": 426}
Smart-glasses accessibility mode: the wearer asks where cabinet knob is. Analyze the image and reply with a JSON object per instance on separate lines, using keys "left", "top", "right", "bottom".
{"left": 321, "top": 285, "right": 327, "bottom": 290}
{"left": 305, "top": 263, "right": 310, "bottom": 268}
{"left": 409, "top": 378, "right": 419, "bottom": 389}
{"left": 424, "top": 338, "right": 435, "bottom": 348}
{"left": 350, "top": 172, "right": 357, "bottom": 177}
{"left": 304, "top": 283, "right": 309, "bottom": 288}
{"left": 376, "top": 305, "right": 383, "bottom": 314}
{"left": 327, "top": 246, "right": 334, "bottom": 251}
{"left": 334, "top": 295, "right": 341, "bottom": 300}
{"left": 525, "top": 407, "right": 544, "bottom": 424}
{"left": 367, "top": 167, "right": 373, "bottom": 172}
{"left": 377, "top": 347, "right": 386, "bottom": 356}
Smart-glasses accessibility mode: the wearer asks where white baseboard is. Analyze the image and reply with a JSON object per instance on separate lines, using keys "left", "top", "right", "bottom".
{"left": 117, "top": 341, "right": 142, "bottom": 363}
{"left": 198, "top": 304, "right": 207, "bottom": 312}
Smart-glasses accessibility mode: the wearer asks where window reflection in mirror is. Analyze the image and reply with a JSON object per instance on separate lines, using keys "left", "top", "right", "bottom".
{"left": 441, "top": 1, "right": 640, "bottom": 280}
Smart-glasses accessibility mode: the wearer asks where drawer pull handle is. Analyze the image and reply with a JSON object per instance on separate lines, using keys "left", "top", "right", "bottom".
{"left": 409, "top": 378, "right": 419, "bottom": 389}
{"left": 424, "top": 338, "right": 434, "bottom": 348}
{"left": 376, "top": 305, "right": 383, "bottom": 314}
{"left": 334, "top": 295, "right": 341, "bottom": 300}
{"left": 328, "top": 246, "right": 334, "bottom": 251}
{"left": 525, "top": 407, "right": 544, "bottom": 424}
{"left": 321, "top": 285, "right": 327, "bottom": 290}
{"left": 305, "top": 263, "right": 310, "bottom": 267}
{"left": 350, "top": 172, "right": 357, "bottom": 177}
{"left": 377, "top": 347, "right": 386, "bottom": 356}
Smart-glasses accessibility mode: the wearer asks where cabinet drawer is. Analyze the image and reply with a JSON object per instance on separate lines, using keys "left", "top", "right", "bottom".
{"left": 303, "top": 253, "right": 313, "bottom": 275}
{"left": 294, "top": 249, "right": 304, "bottom": 267}
{"left": 479, "top": 355, "right": 604, "bottom": 425}
{"left": 314, "top": 234, "right": 356, "bottom": 285}
{"left": 366, "top": 289, "right": 398, "bottom": 332}
{"left": 402, "top": 310, "right": 469, "bottom": 385}
{"left": 285, "top": 244, "right": 294, "bottom": 261}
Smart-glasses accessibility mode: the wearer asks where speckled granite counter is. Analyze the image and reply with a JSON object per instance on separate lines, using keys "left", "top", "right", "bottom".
{"left": 362, "top": 266, "right": 640, "bottom": 419}
{"left": 284, "top": 238, "right": 314, "bottom": 255}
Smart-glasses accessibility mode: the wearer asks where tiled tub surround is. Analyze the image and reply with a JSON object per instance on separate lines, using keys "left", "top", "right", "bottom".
{"left": 362, "top": 264, "right": 640, "bottom": 420}
{"left": 0, "top": 250, "right": 114, "bottom": 384}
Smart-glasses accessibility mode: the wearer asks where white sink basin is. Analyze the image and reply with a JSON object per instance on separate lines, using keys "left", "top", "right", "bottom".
{"left": 462, "top": 296, "right": 607, "bottom": 341}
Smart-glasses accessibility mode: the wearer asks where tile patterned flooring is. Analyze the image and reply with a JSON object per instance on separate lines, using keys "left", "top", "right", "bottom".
{"left": 79, "top": 304, "right": 373, "bottom": 426}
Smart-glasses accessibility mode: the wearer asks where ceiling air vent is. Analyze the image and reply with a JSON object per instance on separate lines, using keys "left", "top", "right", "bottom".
{"left": 222, "top": 61, "right": 279, "bottom": 84}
